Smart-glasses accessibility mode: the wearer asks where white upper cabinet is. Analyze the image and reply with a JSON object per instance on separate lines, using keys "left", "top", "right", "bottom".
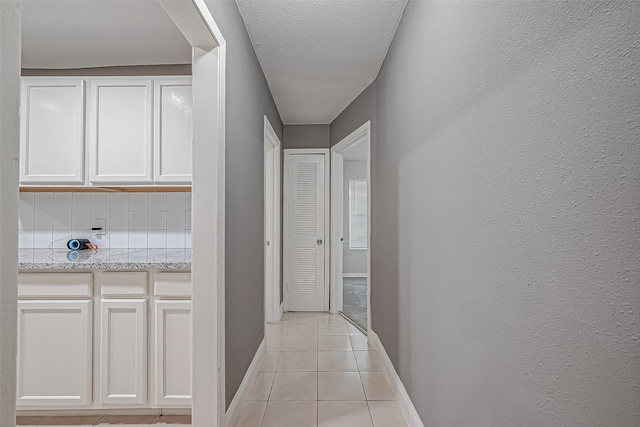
{"left": 154, "top": 79, "right": 193, "bottom": 183}
{"left": 20, "top": 78, "right": 85, "bottom": 184}
{"left": 88, "top": 79, "right": 153, "bottom": 184}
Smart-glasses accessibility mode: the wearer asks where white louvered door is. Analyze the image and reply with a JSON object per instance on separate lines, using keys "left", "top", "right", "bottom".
{"left": 285, "top": 152, "right": 329, "bottom": 311}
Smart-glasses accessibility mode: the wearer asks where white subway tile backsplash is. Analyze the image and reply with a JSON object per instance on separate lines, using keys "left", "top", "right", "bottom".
{"left": 129, "top": 211, "right": 148, "bottom": 229}
{"left": 167, "top": 192, "right": 186, "bottom": 210}
{"left": 53, "top": 210, "right": 73, "bottom": 230}
{"left": 130, "top": 193, "right": 148, "bottom": 210}
{"left": 148, "top": 231, "right": 167, "bottom": 248}
{"left": 148, "top": 193, "right": 166, "bottom": 210}
{"left": 19, "top": 191, "right": 190, "bottom": 249}
{"left": 167, "top": 230, "right": 186, "bottom": 249}
{"left": 167, "top": 211, "right": 186, "bottom": 230}
{"left": 53, "top": 192, "right": 73, "bottom": 210}
{"left": 128, "top": 230, "right": 148, "bottom": 248}
{"left": 148, "top": 211, "right": 167, "bottom": 230}
{"left": 91, "top": 193, "right": 110, "bottom": 210}
{"left": 110, "top": 211, "right": 128, "bottom": 230}
{"left": 111, "top": 193, "right": 130, "bottom": 210}
{"left": 110, "top": 230, "right": 129, "bottom": 248}
{"left": 19, "top": 210, "right": 34, "bottom": 230}
{"left": 73, "top": 193, "right": 91, "bottom": 210}
{"left": 35, "top": 193, "right": 54, "bottom": 210}
{"left": 34, "top": 210, "right": 54, "bottom": 230}
{"left": 19, "top": 192, "right": 34, "bottom": 210}
{"left": 34, "top": 230, "right": 53, "bottom": 248}
{"left": 72, "top": 210, "right": 91, "bottom": 230}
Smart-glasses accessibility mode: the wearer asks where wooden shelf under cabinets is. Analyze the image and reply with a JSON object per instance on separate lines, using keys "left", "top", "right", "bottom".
{"left": 20, "top": 186, "right": 191, "bottom": 193}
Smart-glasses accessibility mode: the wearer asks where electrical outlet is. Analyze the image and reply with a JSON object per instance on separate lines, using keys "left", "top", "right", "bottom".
{"left": 94, "top": 218, "right": 107, "bottom": 239}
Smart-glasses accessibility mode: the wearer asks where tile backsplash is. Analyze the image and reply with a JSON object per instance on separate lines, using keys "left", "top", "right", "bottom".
{"left": 19, "top": 192, "right": 192, "bottom": 249}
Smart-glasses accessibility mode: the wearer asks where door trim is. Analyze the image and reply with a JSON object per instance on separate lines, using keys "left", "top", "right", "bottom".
{"left": 161, "top": 1, "right": 227, "bottom": 425}
{"left": 283, "top": 148, "right": 330, "bottom": 312}
{"left": 264, "top": 116, "right": 282, "bottom": 324}
{"left": 330, "top": 121, "right": 371, "bottom": 333}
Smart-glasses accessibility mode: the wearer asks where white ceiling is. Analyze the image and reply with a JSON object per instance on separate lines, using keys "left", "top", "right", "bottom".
{"left": 22, "top": 0, "right": 191, "bottom": 69}
{"left": 236, "top": 0, "right": 407, "bottom": 124}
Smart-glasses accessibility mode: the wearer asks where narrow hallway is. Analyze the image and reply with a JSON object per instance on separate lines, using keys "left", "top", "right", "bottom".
{"left": 236, "top": 312, "right": 407, "bottom": 427}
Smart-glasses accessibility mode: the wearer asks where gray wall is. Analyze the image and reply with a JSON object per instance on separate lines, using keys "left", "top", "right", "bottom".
{"left": 331, "top": 1, "right": 640, "bottom": 425}
{"left": 0, "top": 1, "right": 20, "bottom": 424}
{"left": 284, "top": 124, "right": 330, "bottom": 149}
{"left": 204, "top": 0, "right": 284, "bottom": 409}
{"left": 343, "top": 160, "right": 367, "bottom": 274}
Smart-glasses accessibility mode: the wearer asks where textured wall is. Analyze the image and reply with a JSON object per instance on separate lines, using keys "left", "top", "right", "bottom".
{"left": 284, "top": 124, "right": 330, "bottom": 149}
{"left": 204, "top": 0, "right": 284, "bottom": 409}
{"left": 0, "top": 1, "right": 20, "bottom": 424}
{"left": 334, "top": 1, "right": 640, "bottom": 425}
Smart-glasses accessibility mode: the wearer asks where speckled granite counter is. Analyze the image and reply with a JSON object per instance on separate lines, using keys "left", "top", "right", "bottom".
{"left": 19, "top": 248, "right": 191, "bottom": 270}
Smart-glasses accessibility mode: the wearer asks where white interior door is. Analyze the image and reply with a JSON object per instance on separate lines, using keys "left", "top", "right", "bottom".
{"left": 285, "top": 151, "right": 329, "bottom": 311}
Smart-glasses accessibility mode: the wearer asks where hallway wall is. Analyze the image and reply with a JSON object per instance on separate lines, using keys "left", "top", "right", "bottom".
{"left": 284, "top": 124, "right": 330, "bottom": 149}
{"left": 204, "top": 0, "right": 284, "bottom": 409}
{"left": 332, "top": 1, "right": 640, "bottom": 425}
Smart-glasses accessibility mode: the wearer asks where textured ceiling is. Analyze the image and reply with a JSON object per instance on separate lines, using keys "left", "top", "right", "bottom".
{"left": 236, "top": 0, "right": 407, "bottom": 124}
{"left": 22, "top": 0, "right": 191, "bottom": 69}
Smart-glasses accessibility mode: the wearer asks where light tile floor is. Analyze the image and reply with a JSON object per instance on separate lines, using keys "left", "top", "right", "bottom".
{"left": 16, "top": 415, "right": 190, "bottom": 427}
{"left": 237, "top": 312, "right": 408, "bottom": 427}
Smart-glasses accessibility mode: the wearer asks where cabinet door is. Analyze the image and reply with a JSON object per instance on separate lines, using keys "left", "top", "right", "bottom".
{"left": 154, "top": 79, "right": 193, "bottom": 183}
{"left": 88, "top": 79, "right": 153, "bottom": 184}
{"left": 17, "top": 300, "right": 92, "bottom": 407}
{"left": 155, "top": 300, "right": 192, "bottom": 406}
{"left": 20, "top": 78, "right": 85, "bottom": 184}
{"left": 100, "top": 299, "right": 147, "bottom": 405}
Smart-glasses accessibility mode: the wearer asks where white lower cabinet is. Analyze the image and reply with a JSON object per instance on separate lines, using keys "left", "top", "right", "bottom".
{"left": 155, "top": 300, "right": 192, "bottom": 406}
{"left": 99, "top": 299, "right": 147, "bottom": 405}
{"left": 17, "top": 271, "right": 191, "bottom": 412}
{"left": 17, "top": 300, "right": 93, "bottom": 407}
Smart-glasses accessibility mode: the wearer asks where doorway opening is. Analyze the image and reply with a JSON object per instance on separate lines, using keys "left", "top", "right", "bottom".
{"left": 331, "top": 122, "right": 371, "bottom": 332}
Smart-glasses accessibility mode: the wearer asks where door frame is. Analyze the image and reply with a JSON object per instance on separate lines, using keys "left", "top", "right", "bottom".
{"left": 264, "top": 116, "right": 283, "bottom": 324}
{"left": 330, "top": 121, "right": 372, "bottom": 333}
{"left": 283, "top": 148, "right": 331, "bottom": 312}
{"left": 160, "top": 1, "right": 226, "bottom": 425}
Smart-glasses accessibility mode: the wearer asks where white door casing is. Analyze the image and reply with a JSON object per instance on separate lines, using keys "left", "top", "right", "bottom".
{"left": 154, "top": 78, "right": 193, "bottom": 183}
{"left": 88, "top": 78, "right": 153, "bottom": 184}
{"left": 264, "top": 116, "right": 282, "bottom": 323}
{"left": 284, "top": 149, "right": 330, "bottom": 312}
{"left": 16, "top": 300, "right": 93, "bottom": 407}
{"left": 100, "top": 299, "right": 147, "bottom": 405}
{"left": 155, "top": 300, "right": 192, "bottom": 406}
{"left": 20, "top": 78, "right": 85, "bottom": 184}
{"left": 330, "top": 122, "right": 372, "bottom": 333}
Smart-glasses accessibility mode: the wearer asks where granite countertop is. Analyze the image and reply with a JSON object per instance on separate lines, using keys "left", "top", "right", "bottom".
{"left": 19, "top": 248, "right": 191, "bottom": 271}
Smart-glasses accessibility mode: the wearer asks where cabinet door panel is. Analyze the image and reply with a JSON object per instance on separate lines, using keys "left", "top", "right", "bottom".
{"left": 17, "top": 300, "right": 92, "bottom": 407}
{"left": 100, "top": 299, "right": 147, "bottom": 405}
{"left": 20, "top": 78, "right": 85, "bottom": 184}
{"left": 155, "top": 300, "right": 192, "bottom": 406}
{"left": 154, "top": 79, "right": 193, "bottom": 183}
{"left": 88, "top": 80, "right": 152, "bottom": 184}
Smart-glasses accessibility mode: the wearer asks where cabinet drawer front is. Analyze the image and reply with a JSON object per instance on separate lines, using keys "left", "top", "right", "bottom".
{"left": 154, "top": 273, "right": 192, "bottom": 297}
{"left": 101, "top": 272, "right": 148, "bottom": 296}
{"left": 18, "top": 273, "right": 93, "bottom": 298}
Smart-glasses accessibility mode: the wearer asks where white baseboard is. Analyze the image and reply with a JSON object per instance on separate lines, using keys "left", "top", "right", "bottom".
{"left": 225, "top": 338, "right": 266, "bottom": 427}
{"left": 369, "top": 331, "right": 424, "bottom": 427}
{"left": 343, "top": 273, "right": 367, "bottom": 278}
